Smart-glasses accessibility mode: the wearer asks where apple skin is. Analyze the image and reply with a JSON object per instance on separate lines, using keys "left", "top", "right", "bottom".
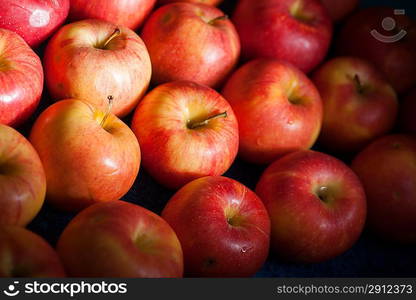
{"left": 44, "top": 19, "right": 152, "bottom": 117}
{"left": 162, "top": 176, "right": 270, "bottom": 277}
{"left": 57, "top": 200, "right": 183, "bottom": 277}
{"left": 0, "top": 226, "right": 65, "bottom": 277}
{"left": 312, "top": 56, "right": 398, "bottom": 153}
{"left": 320, "top": 0, "right": 358, "bottom": 21}
{"left": 222, "top": 59, "right": 323, "bottom": 164}
{"left": 158, "top": 0, "right": 222, "bottom": 6}
{"left": 0, "top": 125, "right": 45, "bottom": 226}
{"left": 256, "top": 150, "right": 367, "bottom": 263}
{"left": 0, "top": 29, "right": 43, "bottom": 127}
{"left": 352, "top": 134, "right": 416, "bottom": 244}
{"left": 0, "top": 0, "right": 69, "bottom": 48}
{"left": 337, "top": 7, "right": 416, "bottom": 94}
{"left": 399, "top": 89, "right": 416, "bottom": 134}
{"left": 29, "top": 99, "right": 141, "bottom": 211}
{"left": 141, "top": 2, "right": 240, "bottom": 88}
{"left": 68, "top": 0, "right": 156, "bottom": 30}
{"left": 131, "top": 81, "right": 238, "bottom": 189}
{"left": 232, "top": 0, "right": 332, "bottom": 73}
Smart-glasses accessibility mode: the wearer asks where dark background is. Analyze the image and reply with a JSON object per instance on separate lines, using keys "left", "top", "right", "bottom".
{"left": 20, "top": 0, "right": 416, "bottom": 277}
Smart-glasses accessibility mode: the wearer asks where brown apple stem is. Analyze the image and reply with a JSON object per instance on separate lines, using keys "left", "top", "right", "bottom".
{"left": 102, "top": 28, "right": 121, "bottom": 48}
{"left": 208, "top": 15, "right": 228, "bottom": 25}
{"left": 100, "top": 95, "right": 113, "bottom": 127}
{"left": 354, "top": 74, "right": 364, "bottom": 94}
{"left": 188, "top": 111, "right": 227, "bottom": 129}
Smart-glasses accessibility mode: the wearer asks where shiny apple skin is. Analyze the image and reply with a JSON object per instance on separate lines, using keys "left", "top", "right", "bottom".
{"left": 58, "top": 200, "right": 183, "bottom": 277}
{"left": 0, "top": 226, "right": 65, "bottom": 277}
{"left": 256, "top": 150, "right": 367, "bottom": 263}
{"left": 0, "top": 124, "right": 45, "bottom": 226}
{"left": 337, "top": 7, "right": 416, "bottom": 94}
{"left": 222, "top": 59, "right": 323, "bottom": 164}
{"left": 158, "top": 0, "right": 222, "bottom": 6}
{"left": 0, "top": 29, "right": 43, "bottom": 127}
{"left": 352, "top": 134, "right": 416, "bottom": 244}
{"left": 141, "top": 2, "right": 240, "bottom": 88}
{"left": 399, "top": 89, "right": 416, "bottom": 134}
{"left": 44, "top": 19, "right": 152, "bottom": 117}
{"left": 232, "top": 0, "right": 332, "bottom": 73}
{"left": 162, "top": 176, "right": 270, "bottom": 277}
{"left": 0, "top": 0, "right": 69, "bottom": 48}
{"left": 69, "top": 0, "right": 156, "bottom": 30}
{"left": 29, "top": 99, "right": 141, "bottom": 211}
{"left": 131, "top": 81, "right": 238, "bottom": 189}
{"left": 320, "top": 0, "right": 358, "bottom": 21}
{"left": 312, "top": 57, "right": 398, "bottom": 153}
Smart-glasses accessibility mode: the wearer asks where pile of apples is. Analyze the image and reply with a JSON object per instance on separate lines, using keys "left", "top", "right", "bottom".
{"left": 0, "top": 0, "right": 415, "bottom": 278}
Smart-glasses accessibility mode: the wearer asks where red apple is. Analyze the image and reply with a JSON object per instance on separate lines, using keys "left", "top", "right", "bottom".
{"left": 222, "top": 59, "right": 323, "bottom": 164}
{"left": 162, "top": 176, "right": 270, "bottom": 277}
{"left": 256, "top": 150, "right": 367, "bottom": 263}
{"left": 352, "top": 134, "right": 416, "bottom": 244}
{"left": 399, "top": 89, "right": 416, "bottom": 134}
{"left": 68, "top": 0, "right": 156, "bottom": 30}
{"left": 158, "top": 0, "right": 222, "bottom": 6}
{"left": 58, "top": 200, "right": 183, "bottom": 277}
{"left": 0, "top": 226, "right": 65, "bottom": 277}
{"left": 141, "top": 2, "right": 240, "bottom": 87}
{"left": 44, "top": 19, "right": 152, "bottom": 117}
{"left": 0, "top": 0, "right": 69, "bottom": 48}
{"left": 0, "top": 124, "right": 45, "bottom": 226}
{"left": 30, "top": 99, "right": 141, "bottom": 211}
{"left": 320, "top": 0, "right": 358, "bottom": 21}
{"left": 131, "top": 81, "right": 238, "bottom": 189}
{"left": 0, "top": 29, "right": 43, "bottom": 127}
{"left": 337, "top": 7, "right": 416, "bottom": 94}
{"left": 312, "top": 56, "right": 398, "bottom": 153}
{"left": 232, "top": 0, "right": 332, "bottom": 73}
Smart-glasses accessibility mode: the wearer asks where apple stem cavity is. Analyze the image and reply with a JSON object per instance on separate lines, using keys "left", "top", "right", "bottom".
{"left": 100, "top": 95, "right": 114, "bottom": 127}
{"left": 353, "top": 74, "right": 365, "bottom": 94}
{"left": 188, "top": 111, "right": 227, "bottom": 129}
{"left": 208, "top": 15, "right": 229, "bottom": 25}
{"left": 102, "top": 28, "right": 121, "bottom": 49}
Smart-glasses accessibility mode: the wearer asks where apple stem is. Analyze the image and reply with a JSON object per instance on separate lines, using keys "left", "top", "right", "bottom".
{"left": 102, "top": 28, "right": 121, "bottom": 49}
{"left": 208, "top": 15, "right": 228, "bottom": 25}
{"left": 100, "top": 95, "right": 113, "bottom": 127}
{"left": 354, "top": 74, "right": 365, "bottom": 94}
{"left": 188, "top": 111, "right": 227, "bottom": 129}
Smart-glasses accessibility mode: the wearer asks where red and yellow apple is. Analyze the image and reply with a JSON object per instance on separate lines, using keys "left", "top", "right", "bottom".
{"left": 131, "top": 81, "right": 238, "bottom": 189}
{"left": 256, "top": 150, "right": 367, "bottom": 263}
{"left": 0, "top": 124, "right": 45, "bottom": 226}
{"left": 162, "top": 176, "right": 270, "bottom": 277}
{"left": 232, "top": 0, "right": 332, "bottom": 73}
{"left": 58, "top": 200, "right": 183, "bottom": 277}
{"left": 0, "top": 29, "right": 43, "bottom": 127}
{"left": 0, "top": 226, "right": 65, "bottom": 277}
{"left": 141, "top": 2, "right": 240, "bottom": 87}
{"left": 312, "top": 56, "right": 398, "bottom": 153}
{"left": 352, "top": 134, "right": 416, "bottom": 244}
{"left": 30, "top": 99, "right": 141, "bottom": 211}
{"left": 399, "top": 89, "right": 416, "bottom": 134}
{"left": 222, "top": 59, "right": 323, "bottom": 164}
{"left": 44, "top": 19, "right": 152, "bottom": 117}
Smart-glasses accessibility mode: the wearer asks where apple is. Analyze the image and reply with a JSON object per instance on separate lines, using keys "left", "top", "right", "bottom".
{"left": 0, "top": 226, "right": 65, "bottom": 277}
{"left": 44, "top": 19, "right": 152, "bottom": 117}
{"left": 0, "top": 0, "right": 69, "bottom": 48}
{"left": 352, "top": 134, "right": 416, "bottom": 244}
{"left": 68, "top": 0, "right": 156, "bottom": 30}
{"left": 256, "top": 150, "right": 367, "bottom": 263}
{"left": 131, "top": 81, "right": 238, "bottom": 189}
{"left": 158, "top": 0, "right": 222, "bottom": 6}
{"left": 30, "top": 99, "right": 141, "bottom": 211}
{"left": 0, "top": 29, "right": 43, "bottom": 127}
{"left": 232, "top": 0, "right": 332, "bottom": 73}
{"left": 399, "top": 89, "right": 416, "bottom": 134}
{"left": 337, "top": 7, "right": 416, "bottom": 94}
{"left": 320, "top": 0, "right": 358, "bottom": 21}
{"left": 57, "top": 200, "right": 183, "bottom": 277}
{"left": 162, "top": 176, "right": 270, "bottom": 277}
{"left": 312, "top": 56, "right": 398, "bottom": 153}
{"left": 141, "top": 2, "right": 240, "bottom": 87}
{"left": 0, "top": 124, "right": 45, "bottom": 226}
{"left": 222, "top": 59, "right": 323, "bottom": 164}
